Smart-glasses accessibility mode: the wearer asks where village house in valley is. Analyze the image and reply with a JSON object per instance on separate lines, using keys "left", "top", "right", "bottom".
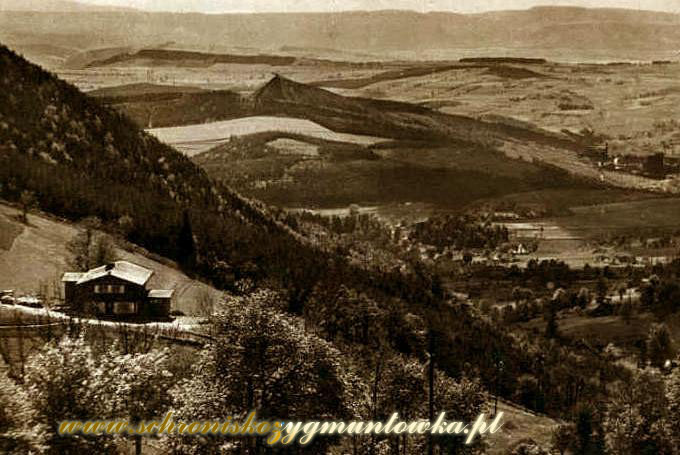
{"left": 62, "top": 261, "right": 173, "bottom": 320}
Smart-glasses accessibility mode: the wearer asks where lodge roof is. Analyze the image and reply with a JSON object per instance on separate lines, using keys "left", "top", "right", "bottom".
{"left": 62, "top": 272, "right": 84, "bottom": 282}
{"left": 70, "top": 261, "right": 154, "bottom": 286}
{"left": 148, "top": 289, "right": 174, "bottom": 299}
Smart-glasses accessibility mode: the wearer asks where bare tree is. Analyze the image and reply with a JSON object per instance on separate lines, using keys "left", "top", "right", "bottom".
{"left": 196, "top": 288, "right": 217, "bottom": 318}
{"left": 19, "top": 190, "right": 37, "bottom": 224}
{"left": 67, "top": 217, "right": 117, "bottom": 271}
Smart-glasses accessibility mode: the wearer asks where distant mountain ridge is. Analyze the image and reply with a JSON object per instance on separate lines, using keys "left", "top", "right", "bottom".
{"left": 84, "top": 48, "right": 297, "bottom": 68}
{"left": 0, "top": 0, "right": 136, "bottom": 12}
{"left": 1, "top": 6, "right": 679, "bottom": 62}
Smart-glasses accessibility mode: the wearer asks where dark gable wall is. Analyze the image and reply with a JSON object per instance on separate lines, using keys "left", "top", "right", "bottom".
{"left": 74, "top": 276, "right": 147, "bottom": 316}
{"left": 67, "top": 275, "right": 171, "bottom": 320}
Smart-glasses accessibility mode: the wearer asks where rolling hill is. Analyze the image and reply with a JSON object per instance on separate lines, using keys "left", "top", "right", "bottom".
{"left": 191, "top": 128, "right": 600, "bottom": 210}
{"left": 100, "top": 73, "right": 582, "bottom": 148}
{"left": 85, "top": 72, "right": 630, "bottom": 210}
{"left": 250, "top": 75, "right": 574, "bottom": 143}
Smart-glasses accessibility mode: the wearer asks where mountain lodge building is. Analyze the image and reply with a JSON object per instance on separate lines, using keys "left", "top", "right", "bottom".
{"left": 62, "top": 261, "right": 173, "bottom": 320}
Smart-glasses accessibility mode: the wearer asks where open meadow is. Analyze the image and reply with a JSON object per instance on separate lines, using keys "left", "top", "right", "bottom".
{"left": 147, "top": 116, "right": 389, "bottom": 156}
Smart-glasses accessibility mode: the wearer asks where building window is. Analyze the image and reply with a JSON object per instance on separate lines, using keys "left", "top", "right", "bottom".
{"left": 96, "top": 302, "right": 106, "bottom": 314}
{"left": 114, "top": 302, "right": 137, "bottom": 315}
{"left": 94, "top": 284, "right": 125, "bottom": 294}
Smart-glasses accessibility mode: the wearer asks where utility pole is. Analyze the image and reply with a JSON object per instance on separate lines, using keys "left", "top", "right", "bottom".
{"left": 493, "top": 351, "right": 505, "bottom": 416}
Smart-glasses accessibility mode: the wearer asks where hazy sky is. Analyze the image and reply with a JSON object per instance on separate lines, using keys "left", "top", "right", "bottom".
{"left": 78, "top": 0, "right": 680, "bottom": 14}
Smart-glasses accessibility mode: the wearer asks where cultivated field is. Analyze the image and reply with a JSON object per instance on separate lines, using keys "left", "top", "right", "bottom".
{"left": 148, "top": 116, "right": 389, "bottom": 156}
{"left": 344, "top": 62, "right": 680, "bottom": 159}
{"left": 79, "top": 61, "right": 680, "bottom": 195}
{"left": 560, "top": 197, "right": 680, "bottom": 233}
{"left": 62, "top": 64, "right": 388, "bottom": 93}
{"left": 491, "top": 196, "right": 680, "bottom": 267}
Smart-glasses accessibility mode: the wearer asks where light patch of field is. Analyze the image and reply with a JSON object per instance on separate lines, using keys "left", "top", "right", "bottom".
{"left": 288, "top": 201, "right": 478, "bottom": 228}
{"left": 285, "top": 202, "right": 434, "bottom": 227}
{"left": 557, "top": 197, "right": 680, "bottom": 235}
{"left": 267, "top": 138, "right": 319, "bottom": 156}
{"left": 0, "top": 204, "right": 219, "bottom": 316}
{"left": 286, "top": 205, "right": 380, "bottom": 218}
{"left": 501, "top": 220, "right": 590, "bottom": 264}
{"left": 486, "top": 399, "right": 559, "bottom": 455}
{"left": 501, "top": 204, "right": 680, "bottom": 268}
{"left": 499, "top": 140, "right": 677, "bottom": 193}
{"left": 148, "top": 116, "right": 388, "bottom": 156}
{"left": 502, "top": 222, "right": 580, "bottom": 241}
{"left": 557, "top": 314, "right": 654, "bottom": 346}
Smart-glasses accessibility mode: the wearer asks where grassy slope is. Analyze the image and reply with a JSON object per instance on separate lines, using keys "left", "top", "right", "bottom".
{"left": 488, "top": 400, "right": 559, "bottom": 455}
{"left": 0, "top": 203, "right": 220, "bottom": 315}
{"left": 558, "top": 197, "right": 680, "bottom": 234}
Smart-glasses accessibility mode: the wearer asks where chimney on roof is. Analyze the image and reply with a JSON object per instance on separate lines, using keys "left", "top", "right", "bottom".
{"left": 105, "top": 263, "right": 115, "bottom": 271}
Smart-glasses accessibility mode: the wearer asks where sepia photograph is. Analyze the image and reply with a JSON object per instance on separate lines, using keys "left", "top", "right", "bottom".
{"left": 1, "top": 0, "right": 680, "bottom": 453}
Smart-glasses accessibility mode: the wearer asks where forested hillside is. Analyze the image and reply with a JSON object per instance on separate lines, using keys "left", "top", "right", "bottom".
{"left": 89, "top": 83, "right": 245, "bottom": 128}
{"left": 0, "top": 43, "right": 299, "bottom": 284}
{"left": 0, "top": 43, "right": 638, "bottom": 454}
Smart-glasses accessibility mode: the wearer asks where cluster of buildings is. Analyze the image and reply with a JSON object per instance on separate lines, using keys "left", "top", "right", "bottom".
{"left": 581, "top": 143, "right": 672, "bottom": 179}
